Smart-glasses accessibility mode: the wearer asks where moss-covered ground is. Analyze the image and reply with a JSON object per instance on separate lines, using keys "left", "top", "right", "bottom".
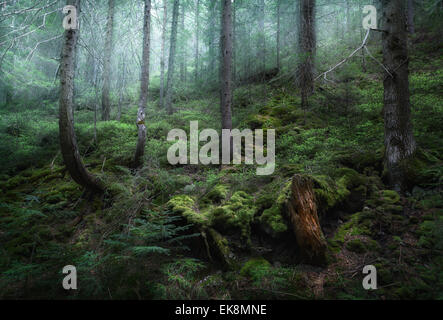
{"left": 0, "top": 30, "right": 442, "bottom": 300}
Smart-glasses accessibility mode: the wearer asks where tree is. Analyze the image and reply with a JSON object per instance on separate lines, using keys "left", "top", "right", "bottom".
{"left": 381, "top": 0, "right": 417, "bottom": 192}
{"left": 207, "top": 0, "right": 218, "bottom": 82}
{"left": 165, "top": 0, "right": 180, "bottom": 115}
{"left": 407, "top": 0, "right": 415, "bottom": 34}
{"left": 297, "top": 0, "right": 316, "bottom": 110}
{"left": 180, "top": 2, "right": 187, "bottom": 83}
{"left": 220, "top": 0, "right": 233, "bottom": 132}
{"left": 276, "top": 0, "right": 281, "bottom": 70}
{"left": 134, "top": 0, "right": 152, "bottom": 168}
{"left": 101, "top": 0, "right": 115, "bottom": 121}
{"left": 194, "top": 0, "right": 200, "bottom": 83}
{"left": 59, "top": 0, "right": 104, "bottom": 193}
{"left": 257, "top": 0, "right": 266, "bottom": 76}
{"left": 159, "top": 0, "right": 167, "bottom": 108}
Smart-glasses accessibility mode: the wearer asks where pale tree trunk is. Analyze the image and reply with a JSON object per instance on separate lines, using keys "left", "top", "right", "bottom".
{"left": 180, "top": 3, "right": 186, "bottom": 83}
{"left": 382, "top": 0, "right": 416, "bottom": 192}
{"left": 220, "top": 0, "right": 232, "bottom": 131}
{"left": 194, "top": 0, "right": 200, "bottom": 83}
{"left": 59, "top": 0, "right": 104, "bottom": 193}
{"left": 101, "top": 0, "right": 115, "bottom": 121}
{"left": 134, "top": 0, "right": 152, "bottom": 168}
{"left": 160, "top": 0, "right": 167, "bottom": 108}
{"left": 297, "top": 0, "right": 316, "bottom": 110}
{"left": 165, "top": 0, "right": 179, "bottom": 115}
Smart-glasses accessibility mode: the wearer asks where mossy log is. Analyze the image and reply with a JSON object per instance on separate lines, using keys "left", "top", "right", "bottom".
{"left": 287, "top": 175, "right": 327, "bottom": 265}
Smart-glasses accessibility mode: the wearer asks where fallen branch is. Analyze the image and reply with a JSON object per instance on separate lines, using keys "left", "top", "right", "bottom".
{"left": 315, "top": 28, "right": 393, "bottom": 82}
{"left": 315, "top": 29, "right": 371, "bottom": 82}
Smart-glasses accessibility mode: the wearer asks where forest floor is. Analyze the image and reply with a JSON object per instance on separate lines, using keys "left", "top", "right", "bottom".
{"left": 0, "top": 30, "right": 442, "bottom": 300}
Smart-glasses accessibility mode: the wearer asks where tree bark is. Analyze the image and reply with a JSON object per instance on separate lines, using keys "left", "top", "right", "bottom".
{"left": 180, "top": 2, "right": 186, "bottom": 83}
{"left": 101, "top": 0, "right": 115, "bottom": 121}
{"left": 165, "top": 0, "right": 180, "bottom": 115}
{"left": 208, "top": 0, "right": 217, "bottom": 81}
{"left": 276, "top": 0, "right": 281, "bottom": 71}
{"left": 287, "top": 175, "right": 327, "bottom": 266}
{"left": 220, "top": 0, "right": 233, "bottom": 132}
{"left": 134, "top": 0, "right": 152, "bottom": 168}
{"left": 297, "top": 0, "right": 316, "bottom": 110}
{"left": 194, "top": 0, "right": 200, "bottom": 83}
{"left": 117, "top": 56, "right": 125, "bottom": 121}
{"left": 407, "top": 0, "right": 415, "bottom": 34}
{"left": 160, "top": 0, "right": 167, "bottom": 108}
{"left": 381, "top": 0, "right": 416, "bottom": 192}
{"left": 258, "top": 0, "right": 266, "bottom": 76}
{"left": 59, "top": 0, "right": 104, "bottom": 193}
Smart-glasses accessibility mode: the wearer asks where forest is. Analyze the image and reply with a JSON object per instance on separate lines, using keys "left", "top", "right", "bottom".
{"left": 0, "top": 0, "right": 442, "bottom": 300}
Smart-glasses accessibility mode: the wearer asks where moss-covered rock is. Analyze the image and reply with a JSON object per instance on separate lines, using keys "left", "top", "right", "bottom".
{"left": 312, "top": 175, "right": 350, "bottom": 212}
{"left": 210, "top": 191, "right": 256, "bottom": 241}
{"left": 167, "top": 195, "right": 209, "bottom": 226}
{"left": 206, "top": 184, "right": 229, "bottom": 203}
{"left": 258, "top": 181, "right": 291, "bottom": 237}
{"left": 240, "top": 257, "right": 272, "bottom": 281}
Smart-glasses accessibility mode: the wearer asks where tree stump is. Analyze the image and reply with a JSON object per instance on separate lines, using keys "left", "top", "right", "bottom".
{"left": 287, "top": 175, "right": 327, "bottom": 265}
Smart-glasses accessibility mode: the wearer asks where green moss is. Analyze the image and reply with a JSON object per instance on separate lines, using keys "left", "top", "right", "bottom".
{"left": 240, "top": 258, "right": 272, "bottom": 281}
{"left": 260, "top": 206, "right": 288, "bottom": 235}
{"left": 336, "top": 168, "right": 367, "bottom": 189}
{"left": 255, "top": 193, "right": 275, "bottom": 211}
{"left": 329, "top": 212, "right": 373, "bottom": 252}
{"left": 206, "top": 184, "right": 229, "bottom": 203}
{"left": 258, "top": 181, "right": 291, "bottom": 237}
{"left": 210, "top": 191, "right": 256, "bottom": 241}
{"left": 398, "top": 148, "right": 440, "bottom": 187}
{"left": 207, "top": 228, "right": 235, "bottom": 269}
{"left": 246, "top": 114, "right": 282, "bottom": 130}
{"left": 345, "top": 239, "right": 366, "bottom": 253}
{"left": 381, "top": 190, "right": 401, "bottom": 204}
{"left": 167, "top": 195, "right": 209, "bottom": 226}
{"left": 312, "top": 174, "right": 350, "bottom": 212}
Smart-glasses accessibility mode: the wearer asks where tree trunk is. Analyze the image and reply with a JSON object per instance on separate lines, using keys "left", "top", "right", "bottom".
{"left": 287, "top": 175, "right": 327, "bottom": 266}
{"left": 276, "top": 0, "right": 281, "bottom": 71}
{"left": 59, "top": 0, "right": 104, "bottom": 193}
{"left": 117, "top": 57, "right": 125, "bottom": 121}
{"left": 194, "top": 0, "right": 200, "bottom": 83}
{"left": 160, "top": 0, "right": 167, "bottom": 108}
{"left": 101, "top": 0, "right": 115, "bottom": 121}
{"left": 165, "top": 0, "right": 179, "bottom": 115}
{"left": 232, "top": 0, "right": 236, "bottom": 83}
{"left": 381, "top": 0, "right": 416, "bottom": 192}
{"left": 258, "top": 0, "right": 266, "bottom": 76}
{"left": 220, "top": 0, "right": 233, "bottom": 132}
{"left": 180, "top": 3, "right": 186, "bottom": 83}
{"left": 134, "top": 0, "right": 152, "bottom": 168}
{"left": 407, "top": 0, "right": 415, "bottom": 34}
{"left": 297, "top": 0, "right": 316, "bottom": 110}
{"left": 208, "top": 1, "right": 217, "bottom": 82}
